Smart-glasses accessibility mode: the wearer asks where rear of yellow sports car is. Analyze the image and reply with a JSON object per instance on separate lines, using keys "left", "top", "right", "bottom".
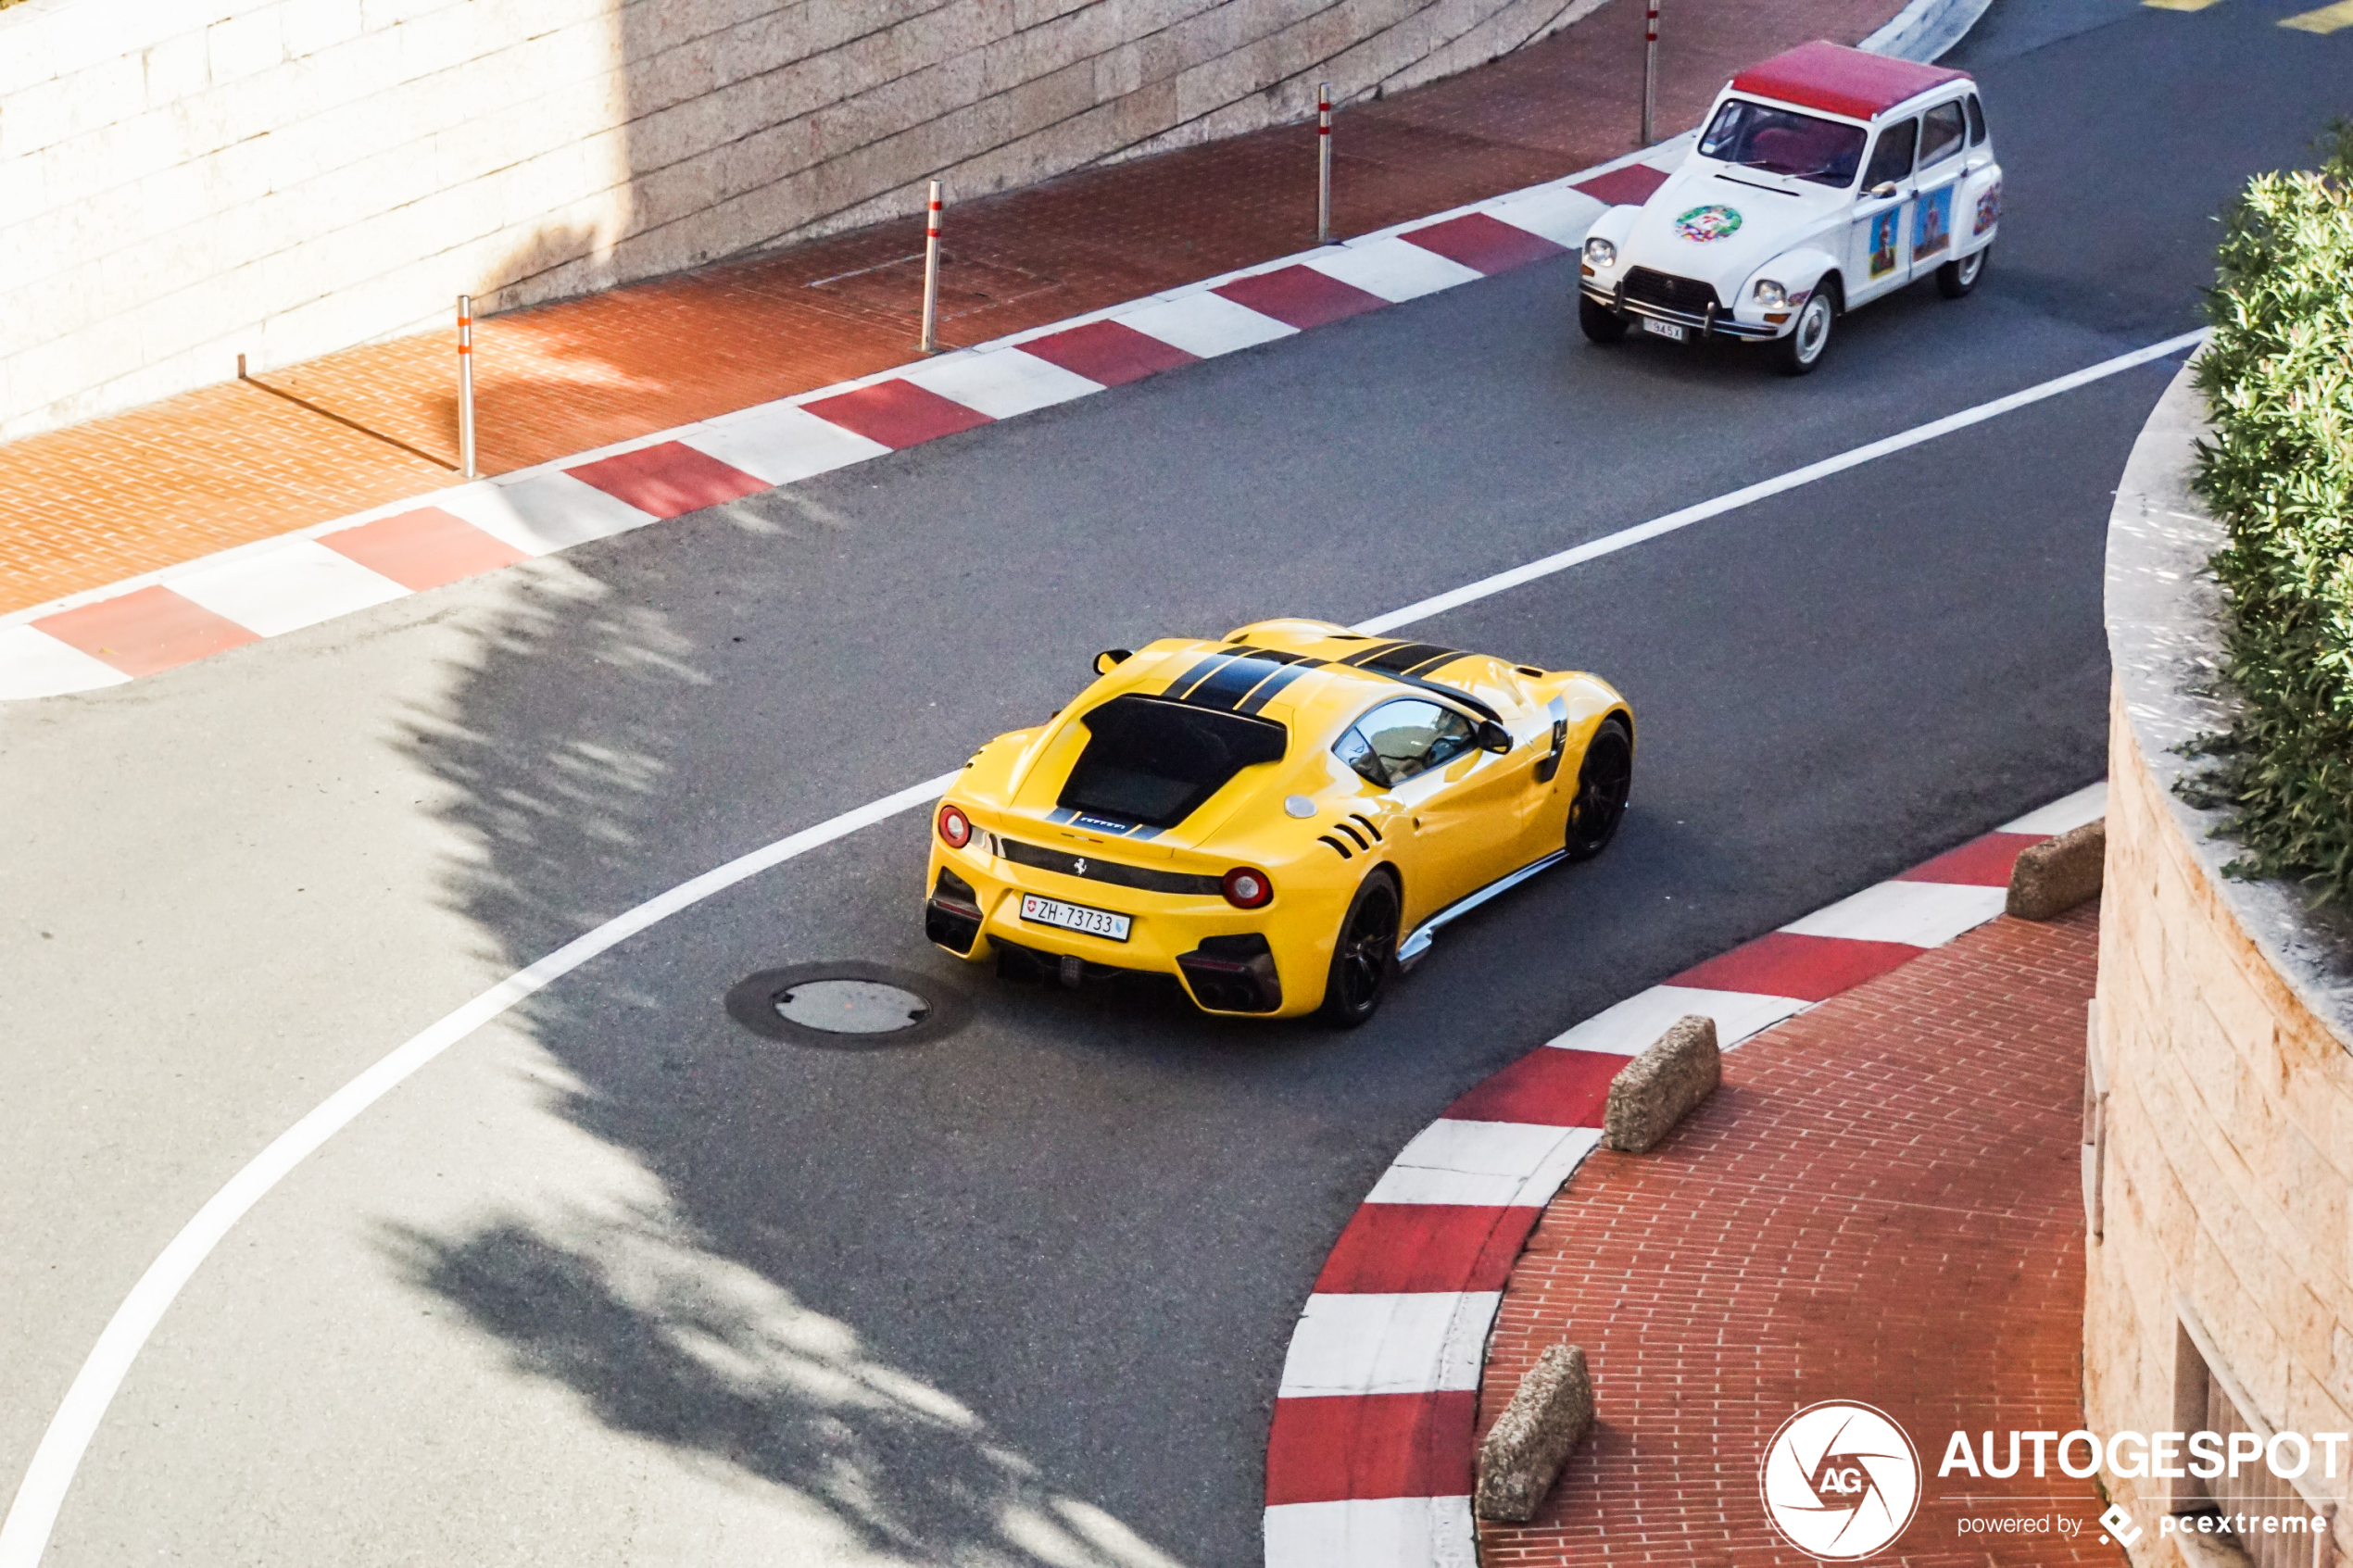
{"left": 922, "top": 641, "right": 1368, "bottom": 1017}
{"left": 923, "top": 621, "right": 1631, "bottom": 1021}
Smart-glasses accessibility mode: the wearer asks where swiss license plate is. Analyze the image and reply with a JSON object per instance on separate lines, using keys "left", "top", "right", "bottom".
{"left": 1020, "top": 893, "right": 1132, "bottom": 942}
{"left": 1642, "top": 318, "right": 1687, "bottom": 342}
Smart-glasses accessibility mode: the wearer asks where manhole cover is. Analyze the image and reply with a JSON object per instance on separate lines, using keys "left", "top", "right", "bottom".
{"left": 724, "top": 961, "right": 966, "bottom": 1048}
{"left": 775, "top": 978, "right": 929, "bottom": 1034}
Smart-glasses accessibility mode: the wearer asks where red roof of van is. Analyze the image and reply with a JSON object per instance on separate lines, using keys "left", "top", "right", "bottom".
{"left": 1730, "top": 41, "right": 1967, "bottom": 121}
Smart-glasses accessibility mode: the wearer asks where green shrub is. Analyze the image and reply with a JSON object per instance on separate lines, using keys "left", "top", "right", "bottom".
{"left": 2184, "top": 122, "right": 2353, "bottom": 904}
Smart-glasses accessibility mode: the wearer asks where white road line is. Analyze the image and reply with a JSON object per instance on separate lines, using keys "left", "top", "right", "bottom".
{"left": 0, "top": 331, "right": 2196, "bottom": 1567}
{"left": 1352, "top": 327, "right": 2208, "bottom": 635}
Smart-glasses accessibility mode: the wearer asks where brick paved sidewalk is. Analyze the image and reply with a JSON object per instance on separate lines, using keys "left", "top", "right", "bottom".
{"left": 0, "top": 0, "right": 1903, "bottom": 617}
{"left": 1477, "top": 900, "right": 2117, "bottom": 1567}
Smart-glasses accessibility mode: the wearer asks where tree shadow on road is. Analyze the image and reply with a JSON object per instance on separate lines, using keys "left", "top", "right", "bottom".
{"left": 385, "top": 1201, "right": 1186, "bottom": 1566}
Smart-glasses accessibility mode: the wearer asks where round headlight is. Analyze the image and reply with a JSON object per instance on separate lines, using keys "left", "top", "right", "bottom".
{"left": 1753, "top": 279, "right": 1789, "bottom": 308}
{"left": 1583, "top": 236, "right": 1617, "bottom": 269}
{"left": 937, "top": 803, "right": 973, "bottom": 849}
{"left": 1221, "top": 867, "right": 1274, "bottom": 909}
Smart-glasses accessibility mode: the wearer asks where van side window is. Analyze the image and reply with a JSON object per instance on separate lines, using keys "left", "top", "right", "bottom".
{"left": 1919, "top": 101, "right": 1966, "bottom": 169}
{"left": 1965, "top": 94, "right": 1987, "bottom": 146}
{"left": 1862, "top": 119, "right": 1919, "bottom": 189}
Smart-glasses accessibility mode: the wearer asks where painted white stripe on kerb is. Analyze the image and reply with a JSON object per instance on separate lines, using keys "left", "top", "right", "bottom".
{"left": 1544, "top": 984, "right": 1806, "bottom": 1056}
{"left": 4, "top": 332, "right": 2177, "bottom": 1568}
{"left": 2003, "top": 781, "right": 2108, "bottom": 837}
{"left": 0, "top": 770, "right": 960, "bottom": 1568}
{"left": 435, "top": 471, "right": 655, "bottom": 557}
{"left": 1303, "top": 237, "right": 1481, "bottom": 302}
{"left": 1114, "top": 291, "right": 1296, "bottom": 358}
{"left": 1780, "top": 879, "right": 2009, "bottom": 948}
{"left": 1277, "top": 1291, "right": 1499, "bottom": 1397}
{"left": 168, "top": 539, "right": 410, "bottom": 638}
{"left": 0, "top": 626, "right": 129, "bottom": 700}
{"left": 1364, "top": 1122, "right": 1601, "bottom": 1209}
{"left": 687, "top": 402, "right": 891, "bottom": 487}
{"left": 898, "top": 347, "right": 1103, "bottom": 419}
{"left": 1352, "top": 329, "right": 2209, "bottom": 636}
{"left": 1264, "top": 1495, "right": 1478, "bottom": 1568}
{"left": 1478, "top": 183, "right": 1609, "bottom": 247}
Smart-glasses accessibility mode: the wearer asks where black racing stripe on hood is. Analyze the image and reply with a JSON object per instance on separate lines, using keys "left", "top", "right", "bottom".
{"left": 1336, "top": 641, "right": 1407, "bottom": 668}
{"left": 1363, "top": 641, "right": 1462, "bottom": 676}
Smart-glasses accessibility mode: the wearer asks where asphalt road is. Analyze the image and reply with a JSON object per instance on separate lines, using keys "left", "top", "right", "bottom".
{"left": 4, "top": 2, "right": 2347, "bottom": 1563}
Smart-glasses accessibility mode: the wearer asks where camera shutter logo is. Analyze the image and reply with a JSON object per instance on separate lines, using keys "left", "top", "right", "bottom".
{"left": 1759, "top": 1401, "right": 1922, "bottom": 1560}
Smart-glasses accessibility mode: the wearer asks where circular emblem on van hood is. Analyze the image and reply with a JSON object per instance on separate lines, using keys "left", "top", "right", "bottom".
{"left": 1674, "top": 204, "right": 1743, "bottom": 243}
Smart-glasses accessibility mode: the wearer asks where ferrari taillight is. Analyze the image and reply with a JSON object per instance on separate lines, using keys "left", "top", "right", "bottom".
{"left": 937, "top": 803, "right": 973, "bottom": 849}
{"left": 1222, "top": 867, "right": 1273, "bottom": 909}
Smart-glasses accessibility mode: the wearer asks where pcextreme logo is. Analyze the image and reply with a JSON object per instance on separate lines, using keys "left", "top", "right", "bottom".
{"left": 1759, "top": 1401, "right": 1923, "bottom": 1560}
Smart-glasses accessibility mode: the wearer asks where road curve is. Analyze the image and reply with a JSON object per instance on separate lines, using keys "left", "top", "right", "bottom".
{"left": 4, "top": 3, "right": 2347, "bottom": 1564}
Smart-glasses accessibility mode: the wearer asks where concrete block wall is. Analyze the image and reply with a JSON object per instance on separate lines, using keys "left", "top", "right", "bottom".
{"left": 2087, "top": 699, "right": 2353, "bottom": 1566}
{"left": 2087, "top": 359, "right": 2353, "bottom": 1565}
{"left": 0, "top": 0, "right": 1599, "bottom": 438}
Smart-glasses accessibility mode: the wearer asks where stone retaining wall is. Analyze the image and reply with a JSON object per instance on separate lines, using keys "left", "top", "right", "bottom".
{"left": 0, "top": 0, "right": 1601, "bottom": 439}
{"left": 2087, "top": 359, "right": 2353, "bottom": 1565}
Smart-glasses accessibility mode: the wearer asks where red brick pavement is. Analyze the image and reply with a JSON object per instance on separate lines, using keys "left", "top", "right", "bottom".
{"left": 0, "top": 0, "right": 1903, "bottom": 616}
{"left": 1478, "top": 901, "right": 2120, "bottom": 1567}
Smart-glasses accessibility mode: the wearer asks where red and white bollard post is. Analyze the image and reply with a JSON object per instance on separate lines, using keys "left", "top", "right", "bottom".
{"left": 457, "top": 295, "right": 478, "bottom": 480}
{"left": 919, "top": 180, "right": 943, "bottom": 355}
{"left": 1641, "top": 0, "right": 1660, "bottom": 145}
{"left": 1316, "top": 82, "right": 1333, "bottom": 245}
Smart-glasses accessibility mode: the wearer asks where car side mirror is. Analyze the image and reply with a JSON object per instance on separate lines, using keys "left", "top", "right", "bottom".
{"left": 1866, "top": 180, "right": 1898, "bottom": 200}
{"left": 1478, "top": 720, "right": 1512, "bottom": 753}
{"left": 1093, "top": 648, "right": 1133, "bottom": 675}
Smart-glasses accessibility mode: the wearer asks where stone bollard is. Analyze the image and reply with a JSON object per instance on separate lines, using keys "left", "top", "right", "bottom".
{"left": 1603, "top": 1014, "right": 1720, "bottom": 1153}
{"left": 1476, "top": 1343, "right": 1594, "bottom": 1522}
{"left": 2007, "top": 817, "right": 2106, "bottom": 921}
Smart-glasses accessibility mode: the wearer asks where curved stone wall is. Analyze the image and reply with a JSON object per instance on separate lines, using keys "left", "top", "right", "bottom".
{"left": 0, "top": 0, "right": 1603, "bottom": 439}
{"left": 2088, "top": 360, "right": 2353, "bottom": 1564}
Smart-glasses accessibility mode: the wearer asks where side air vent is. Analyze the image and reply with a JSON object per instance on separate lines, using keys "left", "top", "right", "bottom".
{"left": 1317, "top": 834, "right": 1354, "bottom": 859}
{"left": 1347, "top": 812, "right": 1383, "bottom": 843}
{"left": 1332, "top": 821, "right": 1368, "bottom": 850}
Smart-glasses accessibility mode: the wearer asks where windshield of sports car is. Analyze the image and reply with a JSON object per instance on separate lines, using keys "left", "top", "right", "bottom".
{"left": 1059, "top": 695, "right": 1288, "bottom": 828}
{"left": 1698, "top": 98, "right": 1867, "bottom": 187}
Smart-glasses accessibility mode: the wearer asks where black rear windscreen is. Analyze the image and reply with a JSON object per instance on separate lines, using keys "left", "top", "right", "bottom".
{"left": 1058, "top": 695, "right": 1288, "bottom": 828}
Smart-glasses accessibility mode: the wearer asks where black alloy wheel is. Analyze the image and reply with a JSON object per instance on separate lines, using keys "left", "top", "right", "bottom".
{"left": 1320, "top": 872, "right": 1401, "bottom": 1027}
{"left": 1936, "top": 245, "right": 1987, "bottom": 298}
{"left": 1563, "top": 717, "right": 1633, "bottom": 861}
{"left": 1578, "top": 293, "right": 1628, "bottom": 345}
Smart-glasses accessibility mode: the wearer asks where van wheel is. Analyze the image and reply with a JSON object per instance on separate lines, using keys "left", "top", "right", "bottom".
{"left": 1775, "top": 289, "right": 1836, "bottom": 376}
{"left": 1320, "top": 872, "right": 1401, "bottom": 1027}
{"left": 1579, "top": 294, "right": 1628, "bottom": 345}
{"left": 1937, "top": 245, "right": 1987, "bottom": 298}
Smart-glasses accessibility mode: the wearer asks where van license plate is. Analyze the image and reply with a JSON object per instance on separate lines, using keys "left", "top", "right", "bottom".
{"left": 1020, "top": 894, "right": 1131, "bottom": 942}
{"left": 1642, "top": 318, "right": 1687, "bottom": 341}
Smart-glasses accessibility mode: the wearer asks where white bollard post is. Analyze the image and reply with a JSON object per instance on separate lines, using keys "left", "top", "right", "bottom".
{"left": 1641, "top": 0, "right": 1660, "bottom": 146}
{"left": 919, "top": 180, "right": 943, "bottom": 355}
{"left": 1316, "top": 82, "right": 1333, "bottom": 245}
{"left": 457, "top": 295, "right": 478, "bottom": 480}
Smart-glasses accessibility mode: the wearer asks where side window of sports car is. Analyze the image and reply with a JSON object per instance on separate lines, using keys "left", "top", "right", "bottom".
{"left": 1965, "top": 94, "right": 1987, "bottom": 146}
{"left": 1351, "top": 699, "right": 1477, "bottom": 785}
{"left": 1862, "top": 119, "right": 1918, "bottom": 190}
{"left": 1918, "top": 101, "right": 1965, "bottom": 170}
